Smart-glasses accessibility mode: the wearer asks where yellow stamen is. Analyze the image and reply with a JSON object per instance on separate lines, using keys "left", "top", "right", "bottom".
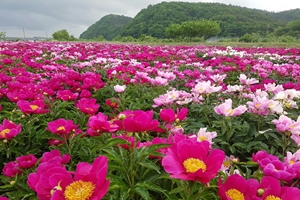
{"left": 64, "top": 180, "right": 95, "bottom": 200}
{"left": 57, "top": 126, "right": 66, "bottom": 131}
{"left": 225, "top": 189, "right": 245, "bottom": 200}
{"left": 198, "top": 135, "right": 207, "bottom": 141}
{"left": 183, "top": 158, "right": 206, "bottom": 173}
{"left": 30, "top": 105, "right": 39, "bottom": 110}
{"left": 265, "top": 195, "right": 281, "bottom": 200}
{"left": 0, "top": 129, "right": 10, "bottom": 137}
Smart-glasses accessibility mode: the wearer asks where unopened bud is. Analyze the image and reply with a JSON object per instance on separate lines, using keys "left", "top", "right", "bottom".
{"left": 2, "top": 139, "right": 8, "bottom": 144}
{"left": 118, "top": 114, "right": 126, "bottom": 120}
{"left": 257, "top": 189, "right": 264, "bottom": 196}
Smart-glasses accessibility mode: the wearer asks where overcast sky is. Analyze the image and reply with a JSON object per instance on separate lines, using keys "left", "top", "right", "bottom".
{"left": 1, "top": 0, "right": 299, "bottom": 38}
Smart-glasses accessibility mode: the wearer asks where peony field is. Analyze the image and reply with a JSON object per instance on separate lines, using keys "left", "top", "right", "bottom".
{"left": 1, "top": 41, "right": 300, "bottom": 199}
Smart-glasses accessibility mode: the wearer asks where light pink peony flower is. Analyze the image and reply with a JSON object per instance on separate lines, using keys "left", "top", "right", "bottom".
{"left": 214, "top": 99, "right": 247, "bottom": 117}
{"left": 114, "top": 84, "right": 126, "bottom": 93}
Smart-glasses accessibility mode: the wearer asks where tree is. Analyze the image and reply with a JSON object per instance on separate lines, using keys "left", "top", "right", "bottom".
{"left": 166, "top": 20, "right": 221, "bottom": 42}
{"left": 52, "top": 29, "right": 76, "bottom": 41}
{"left": 166, "top": 24, "right": 182, "bottom": 39}
{"left": 0, "top": 32, "right": 6, "bottom": 40}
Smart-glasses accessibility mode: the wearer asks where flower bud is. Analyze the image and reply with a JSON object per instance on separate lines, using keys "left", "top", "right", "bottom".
{"left": 118, "top": 114, "right": 126, "bottom": 120}
{"left": 257, "top": 188, "right": 264, "bottom": 196}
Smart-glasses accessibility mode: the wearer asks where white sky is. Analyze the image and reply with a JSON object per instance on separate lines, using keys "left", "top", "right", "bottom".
{"left": 0, "top": 0, "right": 299, "bottom": 38}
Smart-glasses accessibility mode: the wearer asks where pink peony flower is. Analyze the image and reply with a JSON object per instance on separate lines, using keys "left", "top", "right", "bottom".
{"left": 56, "top": 90, "right": 79, "bottom": 101}
{"left": 162, "top": 139, "right": 225, "bottom": 183}
{"left": 28, "top": 156, "right": 110, "bottom": 200}
{"left": 272, "top": 115, "right": 295, "bottom": 132}
{"left": 214, "top": 99, "right": 247, "bottom": 117}
{"left": 16, "top": 154, "right": 38, "bottom": 169}
{"left": 159, "top": 107, "right": 188, "bottom": 124}
{"left": 252, "top": 176, "right": 300, "bottom": 200}
{"left": 105, "top": 98, "right": 119, "bottom": 109}
{"left": 47, "top": 118, "right": 79, "bottom": 136}
{"left": 218, "top": 174, "right": 259, "bottom": 200}
{"left": 246, "top": 96, "right": 271, "bottom": 116}
{"left": 122, "top": 110, "right": 159, "bottom": 132}
{"left": 40, "top": 149, "right": 71, "bottom": 165}
{"left": 189, "top": 127, "right": 217, "bottom": 146}
{"left": 75, "top": 98, "right": 100, "bottom": 115}
{"left": 0, "top": 119, "right": 22, "bottom": 140}
{"left": 17, "top": 99, "right": 48, "bottom": 114}
{"left": 2, "top": 161, "right": 22, "bottom": 178}
{"left": 114, "top": 84, "right": 126, "bottom": 93}
{"left": 87, "top": 112, "right": 119, "bottom": 136}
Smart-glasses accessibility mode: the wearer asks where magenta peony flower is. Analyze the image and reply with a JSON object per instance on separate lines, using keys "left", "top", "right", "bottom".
{"left": 17, "top": 99, "right": 48, "bottom": 114}
{"left": 2, "top": 161, "right": 22, "bottom": 178}
{"left": 252, "top": 176, "right": 300, "bottom": 200}
{"left": 87, "top": 112, "right": 119, "bottom": 136}
{"left": 0, "top": 119, "right": 22, "bottom": 140}
{"left": 46, "top": 118, "right": 79, "bottom": 136}
{"left": 16, "top": 154, "right": 38, "bottom": 169}
{"left": 28, "top": 156, "right": 110, "bottom": 200}
{"left": 121, "top": 110, "right": 159, "bottom": 132}
{"left": 40, "top": 149, "right": 71, "bottom": 165}
{"left": 105, "top": 98, "right": 119, "bottom": 109}
{"left": 75, "top": 98, "right": 100, "bottom": 115}
{"left": 0, "top": 197, "right": 8, "bottom": 200}
{"left": 160, "top": 107, "right": 188, "bottom": 124}
{"left": 56, "top": 89, "right": 78, "bottom": 101}
{"left": 162, "top": 139, "right": 225, "bottom": 183}
{"left": 218, "top": 174, "right": 259, "bottom": 200}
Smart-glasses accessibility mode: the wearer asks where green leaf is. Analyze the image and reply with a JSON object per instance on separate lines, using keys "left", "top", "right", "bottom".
{"left": 100, "top": 138, "right": 129, "bottom": 150}
{"left": 131, "top": 185, "right": 151, "bottom": 200}
{"left": 136, "top": 181, "right": 170, "bottom": 198}
{"left": 169, "top": 186, "right": 185, "bottom": 194}
{"left": 109, "top": 174, "right": 129, "bottom": 191}
{"left": 139, "top": 160, "right": 161, "bottom": 174}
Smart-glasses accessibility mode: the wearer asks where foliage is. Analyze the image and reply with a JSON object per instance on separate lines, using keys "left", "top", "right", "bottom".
{"left": 119, "top": 2, "right": 299, "bottom": 39}
{"left": 274, "top": 19, "right": 300, "bottom": 38}
{"left": 52, "top": 29, "right": 77, "bottom": 41}
{"left": 80, "top": 14, "right": 132, "bottom": 40}
{"left": 166, "top": 20, "right": 221, "bottom": 42}
{"left": 239, "top": 33, "right": 260, "bottom": 43}
{"left": 0, "top": 32, "right": 6, "bottom": 40}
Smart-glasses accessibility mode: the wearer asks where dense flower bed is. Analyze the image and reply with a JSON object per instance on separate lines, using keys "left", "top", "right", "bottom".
{"left": 1, "top": 41, "right": 300, "bottom": 199}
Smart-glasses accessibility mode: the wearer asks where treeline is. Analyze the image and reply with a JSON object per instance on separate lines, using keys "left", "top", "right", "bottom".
{"left": 118, "top": 2, "right": 300, "bottom": 39}
{"left": 75, "top": 2, "right": 300, "bottom": 42}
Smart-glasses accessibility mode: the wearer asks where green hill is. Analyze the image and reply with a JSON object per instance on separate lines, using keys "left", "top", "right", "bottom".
{"left": 119, "top": 2, "right": 300, "bottom": 38}
{"left": 79, "top": 14, "right": 132, "bottom": 40}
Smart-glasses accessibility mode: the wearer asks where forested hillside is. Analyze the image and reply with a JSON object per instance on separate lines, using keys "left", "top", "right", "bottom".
{"left": 81, "top": 2, "right": 300, "bottom": 40}
{"left": 120, "top": 2, "right": 300, "bottom": 39}
{"left": 79, "top": 14, "right": 132, "bottom": 40}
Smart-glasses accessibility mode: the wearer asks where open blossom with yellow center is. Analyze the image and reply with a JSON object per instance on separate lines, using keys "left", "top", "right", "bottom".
{"left": 183, "top": 158, "right": 206, "bottom": 173}
{"left": 64, "top": 180, "right": 95, "bottom": 200}
{"left": 225, "top": 189, "right": 245, "bottom": 200}
{"left": 0, "top": 129, "right": 10, "bottom": 137}
{"left": 265, "top": 195, "right": 281, "bottom": 200}
{"left": 30, "top": 104, "right": 39, "bottom": 110}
